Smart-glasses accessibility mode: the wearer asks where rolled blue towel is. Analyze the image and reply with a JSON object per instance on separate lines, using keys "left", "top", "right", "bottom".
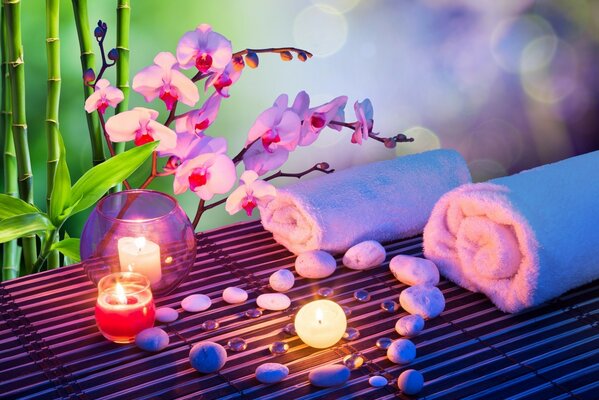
{"left": 424, "top": 150, "right": 599, "bottom": 312}
{"left": 260, "top": 149, "right": 471, "bottom": 254}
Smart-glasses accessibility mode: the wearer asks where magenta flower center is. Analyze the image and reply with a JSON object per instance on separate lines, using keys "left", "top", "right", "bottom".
{"left": 188, "top": 167, "right": 209, "bottom": 191}
{"left": 134, "top": 121, "right": 154, "bottom": 146}
{"left": 261, "top": 129, "right": 281, "bottom": 151}
{"left": 194, "top": 119, "right": 210, "bottom": 134}
{"left": 311, "top": 113, "right": 326, "bottom": 129}
{"left": 97, "top": 100, "right": 109, "bottom": 114}
{"left": 159, "top": 88, "right": 178, "bottom": 111}
{"left": 242, "top": 195, "right": 257, "bottom": 216}
{"left": 195, "top": 52, "right": 213, "bottom": 72}
{"left": 214, "top": 73, "right": 233, "bottom": 94}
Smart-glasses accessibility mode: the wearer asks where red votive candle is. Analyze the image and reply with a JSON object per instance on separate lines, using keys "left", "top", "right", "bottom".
{"left": 95, "top": 272, "right": 155, "bottom": 343}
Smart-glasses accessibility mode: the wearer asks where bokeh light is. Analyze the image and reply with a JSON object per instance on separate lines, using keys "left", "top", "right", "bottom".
{"left": 294, "top": 5, "right": 348, "bottom": 57}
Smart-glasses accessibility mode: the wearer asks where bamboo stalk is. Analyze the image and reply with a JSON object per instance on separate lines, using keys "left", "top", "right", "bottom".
{"left": 4, "top": 0, "right": 37, "bottom": 275}
{"left": 1, "top": 6, "right": 20, "bottom": 280}
{"left": 72, "top": 0, "right": 105, "bottom": 166}
{"left": 45, "top": 0, "right": 60, "bottom": 269}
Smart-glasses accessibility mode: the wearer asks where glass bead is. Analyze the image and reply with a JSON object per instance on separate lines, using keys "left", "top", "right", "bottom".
{"left": 283, "top": 323, "right": 297, "bottom": 336}
{"left": 245, "top": 308, "right": 263, "bottom": 318}
{"left": 353, "top": 289, "right": 371, "bottom": 302}
{"left": 343, "top": 327, "right": 360, "bottom": 340}
{"left": 269, "top": 341, "right": 290, "bottom": 355}
{"left": 227, "top": 337, "right": 248, "bottom": 352}
{"left": 380, "top": 300, "right": 399, "bottom": 313}
{"left": 317, "top": 287, "right": 334, "bottom": 297}
{"left": 201, "top": 319, "right": 219, "bottom": 331}
{"left": 375, "top": 337, "right": 393, "bottom": 350}
{"left": 343, "top": 353, "right": 365, "bottom": 370}
{"left": 342, "top": 306, "right": 352, "bottom": 316}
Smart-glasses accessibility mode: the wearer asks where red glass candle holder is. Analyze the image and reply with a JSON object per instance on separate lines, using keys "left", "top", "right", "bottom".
{"left": 95, "top": 272, "right": 156, "bottom": 343}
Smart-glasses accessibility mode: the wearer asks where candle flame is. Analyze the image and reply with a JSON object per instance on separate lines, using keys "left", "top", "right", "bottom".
{"left": 316, "top": 308, "right": 323, "bottom": 324}
{"left": 134, "top": 237, "right": 146, "bottom": 251}
{"left": 115, "top": 282, "right": 127, "bottom": 304}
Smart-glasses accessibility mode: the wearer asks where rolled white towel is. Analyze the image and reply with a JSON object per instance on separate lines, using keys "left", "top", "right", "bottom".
{"left": 424, "top": 150, "right": 599, "bottom": 313}
{"left": 260, "top": 149, "right": 471, "bottom": 254}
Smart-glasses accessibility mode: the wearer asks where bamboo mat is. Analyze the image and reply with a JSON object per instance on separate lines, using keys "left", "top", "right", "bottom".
{"left": 1, "top": 220, "right": 598, "bottom": 400}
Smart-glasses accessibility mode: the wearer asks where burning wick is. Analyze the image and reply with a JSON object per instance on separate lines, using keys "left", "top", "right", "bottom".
{"left": 316, "top": 308, "right": 323, "bottom": 325}
{"left": 134, "top": 237, "right": 146, "bottom": 252}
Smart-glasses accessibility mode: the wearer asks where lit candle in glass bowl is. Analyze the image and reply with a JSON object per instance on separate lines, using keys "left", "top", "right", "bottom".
{"left": 118, "top": 236, "right": 162, "bottom": 285}
{"left": 295, "top": 300, "right": 347, "bottom": 348}
{"left": 95, "top": 272, "right": 156, "bottom": 343}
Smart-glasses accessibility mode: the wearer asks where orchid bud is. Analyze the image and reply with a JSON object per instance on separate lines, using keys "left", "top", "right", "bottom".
{"left": 165, "top": 156, "right": 182, "bottom": 171}
{"left": 395, "top": 133, "right": 409, "bottom": 142}
{"left": 384, "top": 138, "right": 397, "bottom": 149}
{"left": 245, "top": 52, "right": 259, "bottom": 68}
{"left": 108, "top": 48, "right": 119, "bottom": 61}
{"left": 232, "top": 55, "right": 245, "bottom": 71}
{"left": 280, "top": 51, "right": 293, "bottom": 61}
{"left": 83, "top": 68, "right": 96, "bottom": 84}
{"left": 298, "top": 51, "right": 308, "bottom": 62}
{"left": 317, "top": 162, "right": 330, "bottom": 170}
{"left": 94, "top": 26, "right": 104, "bottom": 39}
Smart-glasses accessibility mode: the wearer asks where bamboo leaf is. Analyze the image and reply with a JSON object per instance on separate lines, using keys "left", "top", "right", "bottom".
{"left": 0, "top": 213, "right": 54, "bottom": 243}
{"left": 49, "top": 133, "right": 71, "bottom": 224}
{"left": 0, "top": 194, "right": 40, "bottom": 220}
{"left": 51, "top": 238, "right": 80, "bottom": 263}
{"left": 69, "top": 142, "right": 157, "bottom": 216}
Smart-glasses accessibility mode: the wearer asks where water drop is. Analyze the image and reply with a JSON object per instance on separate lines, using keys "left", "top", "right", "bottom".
{"left": 283, "top": 323, "right": 297, "bottom": 336}
{"left": 201, "top": 320, "right": 219, "bottom": 331}
{"left": 245, "top": 308, "right": 263, "bottom": 318}
{"left": 343, "top": 327, "right": 360, "bottom": 341}
{"left": 227, "top": 337, "right": 248, "bottom": 352}
{"left": 317, "top": 287, "right": 334, "bottom": 297}
{"left": 343, "top": 353, "right": 365, "bottom": 370}
{"left": 381, "top": 300, "right": 399, "bottom": 313}
{"left": 375, "top": 337, "right": 393, "bottom": 350}
{"left": 353, "top": 289, "right": 371, "bottom": 302}
{"left": 269, "top": 341, "right": 290, "bottom": 355}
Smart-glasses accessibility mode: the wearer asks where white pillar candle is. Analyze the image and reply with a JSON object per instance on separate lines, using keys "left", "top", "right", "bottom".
{"left": 295, "top": 300, "right": 347, "bottom": 348}
{"left": 118, "top": 237, "right": 162, "bottom": 285}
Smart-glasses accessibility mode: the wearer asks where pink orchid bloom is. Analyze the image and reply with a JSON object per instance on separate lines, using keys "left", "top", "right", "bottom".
{"left": 225, "top": 170, "right": 276, "bottom": 216}
{"left": 132, "top": 52, "right": 199, "bottom": 111}
{"left": 298, "top": 95, "right": 348, "bottom": 146}
{"left": 173, "top": 153, "right": 236, "bottom": 200}
{"left": 352, "top": 99, "right": 374, "bottom": 144}
{"left": 242, "top": 141, "right": 289, "bottom": 176}
{"left": 246, "top": 95, "right": 301, "bottom": 152}
{"left": 176, "top": 24, "right": 232, "bottom": 73}
{"left": 84, "top": 79, "right": 124, "bottom": 114}
{"left": 204, "top": 60, "right": 242, "bottom": 97}
{"left": 105, "top": 107, "right": 177, "bottom": 151}
{"left": 174, "top": 93, "right": 222, "bottom": 136}
{"left": 159, "top": 131, "right": 227, "bottom": 171}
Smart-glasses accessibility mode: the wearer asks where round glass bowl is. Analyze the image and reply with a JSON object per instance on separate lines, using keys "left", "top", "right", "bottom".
{"left": 81, "top": 189, "right": 196, "bottom": 295}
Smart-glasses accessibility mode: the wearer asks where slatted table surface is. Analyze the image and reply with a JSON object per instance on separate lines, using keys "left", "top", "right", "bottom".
{"left": 1, "top": 220, "right": 598, "bottom": 400}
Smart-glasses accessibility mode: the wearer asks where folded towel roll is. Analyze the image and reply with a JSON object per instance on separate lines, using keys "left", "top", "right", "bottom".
{"left": 260, "top": 149, "right": 471, "bottom": 254}
{"left": 423, "top": 151, "right": 599, "bottom": 313}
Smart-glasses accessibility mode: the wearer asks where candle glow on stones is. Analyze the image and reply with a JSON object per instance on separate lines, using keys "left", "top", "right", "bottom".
{"left": 118, "top": 236, "right": 162, "bottom": 285}
{"left": 295, "top": 300, "right": 347, "bottom": 348}
{"left": 95, "top": 272, "right": 156, "bottom": 343}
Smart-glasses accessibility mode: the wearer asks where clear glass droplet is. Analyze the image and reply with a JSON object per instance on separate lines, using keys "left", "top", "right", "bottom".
{"left": 343, "top": 353, "right": 365, "bottom": 370}
{"left": 343, "top": 327, "right": 360, "bottom": 341}
{"left": 375, "top": 337, "right": 393, "bottom": 350}
{"left": 342, "top": 306, "right": 352, "bottom": 316}
{"left": 283, "top": 323, "right": 296, "bottom": 336}
{"left": 269, "top": 341, "right": 289, "bottom": 355}
{"left": 227, "top": 337, "right": 248, "bottom": 352}
{"left": 245, "top": 308, "right": 263, "bottom": 318}
{"left": 201, "top": 319, "right": 219, "bottom": 331}
{"left": 380, "top": 300, "right": 399, "bottom": 313}
{"left": 353, "top": 289, "right": 371, "bottom": 302}
{"left": 317, "top": 287, "right": 334, "bottom": 297}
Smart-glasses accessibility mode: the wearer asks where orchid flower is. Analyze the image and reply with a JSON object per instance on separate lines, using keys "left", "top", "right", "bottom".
{"left": 159, "top": 131, "right": 227, "bottom": 171}
{"left": 225, "top": 170, "right": 276, "bottom": 216}
{"left": 299, "top": 95, "right": 348, "bottom": 146}
{"left": 352, "top": 99, "right": 374, "bottom": 144}
{"left": 246, "top": 94, "right": 301, "bottom": 152}
{"left": 176, "top": 24, "right": 232, "bottom": 73}
{"left": 204, "top": 60, "right": 242, "bottom": 97}
{"left": 84, "top": 79, "right": 124, "bottom": 114}
{"left": 132, "top": 52, "right": 199, "bottom": 110}
{"left": 173, "top": 153, "right": 236, "bottom": 200}
{"left": 242, "top": 141, "right": 289, "bottom": 176}
{"left": 105, "top": 107, "right": 177, "bottom": 151}
{"left": 174, "top": 92, "right": 222, "bottom": 136}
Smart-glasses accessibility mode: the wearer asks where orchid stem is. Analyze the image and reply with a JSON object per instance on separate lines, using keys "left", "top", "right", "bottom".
{"left": 328, "top": 120, "right": 414, "bottom": 145}
{"left": 233, "top": 47, "right": 313, "bottom": 59}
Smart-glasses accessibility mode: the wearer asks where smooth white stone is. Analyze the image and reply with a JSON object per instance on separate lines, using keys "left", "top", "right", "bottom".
{"left": 309, "top": 364, "right": 351, "bottom": 387}
{"left": 256, "top": 293, "right": 291, "bottom": 311}
{"left": 400, "top": 285, "right": 445, "bottom": 319}
{"left": 389, "top": 255, "right": 440, "bottom": 286}
{"left": 189, "top": 341, "right": 227, "bottom": 374}
{"left": 343, "top": 241, "right": 386, "bottom": 270}
{"left": 222, "top": 287, "right": 248, "bottom": 304}
{"left": 269, "top": 269, "right": 295, "bottom": 292}
{"left": 135, "top": 327, "right": 169, "bottom": 352}
{"left": 155, "top": 307, "right": 178, "bottom": 323}
{"left": 181, "top": 294, "right": 212, "bottom": 312}
{"left": 369, "top": 375, "right": 388, "bottom": 388}
{"left": 387, "top": 338, "right": 416, "bottom": 364}
{"left": 295, "top": 251, "right": 337, "bottom": 279}
{"left": 395, "top": 314, "right": 425, "bottom": 338}
{"left": 397, "top": 369, "right": 424, "bottom": 395}
{"left": 255, "top": 362, "right": 289, "bottom": 384}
